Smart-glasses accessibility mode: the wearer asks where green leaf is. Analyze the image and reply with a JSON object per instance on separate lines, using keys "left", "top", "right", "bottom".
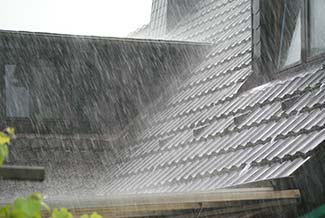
{"left": 0, "top": 127, "right": 15, "bottom": 168}
{"left": 11, "top": 196, "right": 41, "bottom": 218}
{"left": 0, "top": 205, "right": 10, "bottom": 218}
{"left": 0, "top": 143, "right": 8, "bottom": 167}
{"left": 40, "top": 201, "right": 51, "bottom": 213}
{"left": 51, "top": 208, "right": 73, "bottom": 218}
{"left": 80, "top": 212, "right": 102, "bottom": 218}
{"left": 29, "top": 193, "right": 51, "bottom": 212}
{"left": 90, "top": 212, "right": 102, "bottom": 218}
{"left": 0, "top": 132, "right": 10, "bottom": 145}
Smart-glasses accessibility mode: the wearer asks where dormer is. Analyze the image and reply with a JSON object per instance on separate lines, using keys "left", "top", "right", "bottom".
{"left": 253, "top": 0, "right": 325, "bottom": 80}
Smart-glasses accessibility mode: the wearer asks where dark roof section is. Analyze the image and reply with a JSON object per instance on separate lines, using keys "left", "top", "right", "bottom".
{"left": 0, "top": 29, "right": 211, "bottom": 135}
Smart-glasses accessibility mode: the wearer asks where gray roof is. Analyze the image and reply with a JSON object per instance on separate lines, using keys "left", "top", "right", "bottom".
{"left": 1, "top": 0, "right": 325, "bottom": 205}
{"left": 102, "top": 0, "right": 325, "bottom": 194}
{"left": 104, "top": 66, "right": 325, "bottom": 194}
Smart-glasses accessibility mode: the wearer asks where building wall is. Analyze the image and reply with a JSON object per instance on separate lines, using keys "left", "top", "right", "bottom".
{"left": 1, "top": 135, "right": 122, "bottom": 200}
{"left": 293, "top": 146, "right": 325, "bottom": 214}
{"left": 0, "top": 31, "right": 208, "bottom": 135}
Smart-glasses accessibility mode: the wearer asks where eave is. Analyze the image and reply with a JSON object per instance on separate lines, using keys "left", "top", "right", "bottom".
{"left": 41, "top": 188, "right": 300, "bottom": 218}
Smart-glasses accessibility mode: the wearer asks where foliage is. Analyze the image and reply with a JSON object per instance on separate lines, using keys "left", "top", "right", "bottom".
{"left": 0, "top": 192, "right": 103, "bottom": 218}
{"left": 0, "top": 127, "right": 102, "bottom": 218}
{"left": 80, "top": 213, "right": 102, "bottom": 218}
{"left": 0, "top": 127, "right": 15, "bottom": 167}
{"left": 0, "top": 187, "right": 102, "bottom": 218}
{"left": 0, "top": 205, "right": 11, "bottom": 218}
{"left": 0, "top": 192, "right": 47, "bottom": 218}
{"left": 0, "top": 143, "right": 8, "bottom": 167}
{"left": 50, "top": 208, "right": 73, "bottom": 218}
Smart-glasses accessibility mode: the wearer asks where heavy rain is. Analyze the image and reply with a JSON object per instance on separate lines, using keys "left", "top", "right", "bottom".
{"left": 1, "top": 0, "right": 325, "bottom": 218}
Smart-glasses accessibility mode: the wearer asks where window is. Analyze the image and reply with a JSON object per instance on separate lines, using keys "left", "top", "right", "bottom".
{"left": 5, "top": 64, "right": 30, "bottom": 118}
{"left": 4, "top": 61, "right": 63, "bottom": 120}
{"left": 3, "top": 61, "right": 71, "bottom": 133}
{"left": 255, "top": 0, "right": 325, "bottom": 75}
{"left": 278, "top": 0, "right": 302, "bottom": 68}
{"left": 309, "top": 0, "right": 325, "bottom": 57}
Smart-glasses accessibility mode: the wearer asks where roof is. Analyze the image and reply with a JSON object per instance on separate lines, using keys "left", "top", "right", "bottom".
{"left": 105, "top": 65, "right": 325, "bottom": 194}
{"left": 127, "top": 24, "right": 151, "bottom": 38}
{"left": 1, "top": 0, "right": 325, "bottom": 209}
{"left": 102, "top": 0, "right": 325, "bottom": 194}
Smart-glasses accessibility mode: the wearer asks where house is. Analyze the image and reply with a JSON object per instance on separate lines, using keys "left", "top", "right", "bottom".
{"left": 1, "top": 0, "right": 325, "bottom": 217}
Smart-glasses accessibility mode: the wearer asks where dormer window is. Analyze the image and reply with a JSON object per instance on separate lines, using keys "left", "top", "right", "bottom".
{"left": 253, "top": 0, "right": 325, "bottom": 76}
{"left": 277, "top": 1, "right": 302, "bottom": 68}
{"left": 309, "top": 0, "right": 325, "bottom": 56}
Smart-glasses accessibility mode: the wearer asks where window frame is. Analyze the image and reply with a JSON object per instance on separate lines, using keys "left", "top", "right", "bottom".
{"left": 280, "top": 0, "right": 305, "bottom": 72}
{"left": 255, "top": 0, "right": 325, "bottom": 76}
{"left": 0, "top": 61, "right": 94, "bottom": 135}
{"left": 305, "top": 0, "right": 325, "bottom": 62}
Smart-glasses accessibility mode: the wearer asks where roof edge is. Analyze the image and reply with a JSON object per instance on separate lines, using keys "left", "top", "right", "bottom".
{"left": 0, "top": 29, "right": 212, "bottom": 46}
{"left": 4, "top": 187, "right": 299, "bottom": 210}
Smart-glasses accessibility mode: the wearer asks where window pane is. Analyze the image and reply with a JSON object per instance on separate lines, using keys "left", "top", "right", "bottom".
{"left": 310, "top": 0, "right": 325, "bottom": 56}
{"left": 278, "top": 0, "right": 302, "bottom": 69}
{"left": 5, "top": 64, "right": 30, "bottom": 118}
{"left": 4, "top": 62, "right": 63, "bottom": 120}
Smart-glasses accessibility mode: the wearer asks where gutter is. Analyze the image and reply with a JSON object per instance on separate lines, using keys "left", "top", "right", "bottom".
{"left": 50, "top": 188, "right": 300, "bottom": 217}
{"left": 0, "top": 188, "right": 301, "bottom": 217}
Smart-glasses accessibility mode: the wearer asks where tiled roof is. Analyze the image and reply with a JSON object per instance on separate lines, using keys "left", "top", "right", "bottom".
{"left": 102, "top": 64, "right": 325, "bottom": 194}
{"left": 166, "top": 0, "right": 251, "bottom": 42}
{"left": 99, "top": 0, "right": 325, "bottom": 194}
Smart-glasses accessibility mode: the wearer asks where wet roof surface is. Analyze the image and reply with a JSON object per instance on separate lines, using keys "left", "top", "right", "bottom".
{"left": 105, "top": 66, "right": 325, "bottom": 194}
